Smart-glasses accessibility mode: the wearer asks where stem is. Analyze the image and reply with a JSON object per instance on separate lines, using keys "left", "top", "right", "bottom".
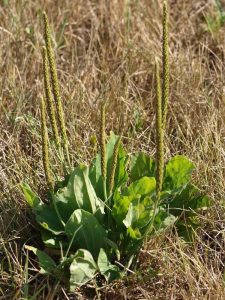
{"left": 103, "top": 177, "right": 107, "bottom": 203}
{"left": 147, "top": 62, "right": 164, "bottom": 236}
{"left": 100, "top": 102, "right": 107, "bottom": 201}
{"left": 162, "top": 0, "right": 169, "bottom": 131}
{"left": 109, "top": 136, "right": 121, "bottom": 197}
{"left": 40, "top": 97, "right": 53, "bottom": 189}
{"left": 43, "top": 12, "right": 71, "bottom": 170}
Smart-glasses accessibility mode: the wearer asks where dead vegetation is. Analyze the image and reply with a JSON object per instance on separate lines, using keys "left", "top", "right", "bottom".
{"left": 0, "top": 0, "right": 225, "bottom": 299}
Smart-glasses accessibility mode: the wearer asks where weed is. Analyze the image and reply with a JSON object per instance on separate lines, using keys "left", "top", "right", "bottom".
{"left": 1, "top": 0, "right": 224, "bottom": 298}
{"left": 21, "top": 1, "right": 211, "bottom": 291}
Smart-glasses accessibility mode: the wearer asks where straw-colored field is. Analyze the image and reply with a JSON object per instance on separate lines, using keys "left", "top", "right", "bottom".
{"left": 0, "top": 0, "right": 225, "bottom": 299}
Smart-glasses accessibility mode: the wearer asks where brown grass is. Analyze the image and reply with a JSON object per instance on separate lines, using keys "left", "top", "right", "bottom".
{"left": 0, "top": 0, "right": 225, "bottom": 299}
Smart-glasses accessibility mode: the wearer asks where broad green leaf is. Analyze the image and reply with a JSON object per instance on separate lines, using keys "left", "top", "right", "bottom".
{"left": 89, "top": 153, "right": 102, "bottom": 198}
{"left": 163, "top": 184, "right": 211, "bottom": 242}
{"left": 89, "top": 132, "right": 118, "bottom": 199}
{"left": 25, "top": 245, "right": 56, "bottom": 275}
{"left": 112, "top": 192, "right": 140, "bottom": 226}
{"left": 123, "top": 197, "right": 154, "bottom": 230}
{"left": 189, "top": 194, "right": 211, "bottom": 210}
{"left": 124, "top": 202, "right": 141, "bottom": 229}
{"left": 36, "top": 204, "right": 64, "bottom": 235}
{"left": 166, "top": 184, "right": 211, "bottom": 216}
{"left": 65, "top": 209, "right": 107, "bottom": 257}
{"left": 127, "top": 227, "right": 142, "bottom": 239}
{"left": 69, "top": 249, "right": 97, "bottom": 290}
{"left": 21, "top": 184, "right": 66, "bottom": 237}
{"left": 107, "top": 141, "right": 129, "bottom": 193}
{"left": 54, "top": 174, "right": 70, "bottom": 192}
{"left": 163, "top": 155, "right": 195, "bottom": 190}
{"left": 153, "top": 209, "right": 177, "bottom": 235}
{"left": 123, "top": 177, "right": 156, "bottom": 197}
{"left": 97, "top": 248, "right": 121, "bottom": 282}
{"left": 50, "top": 193, "right": 74, "bottom": 224}
{"left": 112, "top": 177, "right": 156, "bottom": 225}
{"left": 175, "top": 218, "right": 199, "bottom": 242}
{"left": 40, "top": 229, "right": 69, "bottom": 249}
{"left": 129, "top": 153, "right": 156, "bottom": 181}
{"left": 21, "top": 183, "right": 43, "bottom": 212}
{"left": 104, "top": 238, "right": 121, "bottom": 260}
{"left": 54, "top": 165, "right": 104, "bottom": 222}
{"left": 124, "top": 197, "right": 155, "bottom": 240}
{"left": 120, "top": 237, "right": 143, "bottom": 261}
{"left": 71, "top": 166, "right": 99, "bottom": 212}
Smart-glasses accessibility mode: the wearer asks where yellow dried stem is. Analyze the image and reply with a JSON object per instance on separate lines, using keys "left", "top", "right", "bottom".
{"left": 43, "top": 12, "right": 70, "bottom": 166}
{"left": 109, "top": 136, "right": 121, "bottom": 195}
{"left": 40, "top": 97, "right": 53, "bottom": 189}
{"left": 162, "top": 0, "right": 169, "bottom": 131}
{"left": 43, "top": 47, "right": 60, "bottom": 147}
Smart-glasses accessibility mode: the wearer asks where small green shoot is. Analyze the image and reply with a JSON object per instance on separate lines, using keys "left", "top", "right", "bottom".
{"left": 204, "top": 0, "right": 225, "bottom": 35}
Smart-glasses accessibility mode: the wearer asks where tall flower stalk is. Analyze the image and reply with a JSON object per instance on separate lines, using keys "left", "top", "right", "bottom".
{"left": 43, "top": 12, "right": 71, "bottom": 168}
{"left": 100, "top": 102, "right": 107, "bottom": 201}
{"left": 148, "top": 0, "right": 169, "bottom": 235}
{"left": 43, "top": 47, "right": 60, "bottom": 148}
{"left": 154, "top": 0, "right": 169, "bottom": 222}
{"left": 40, "top": 97, "right": 53, "bottom": 189}
{"left": 155, "top": 62, "right": 164, "bottom": 198}
{"left": 162, "top": 0, "right": 169, "bottom": 131}
{"left": 109, "top": 136, "right": 121, "bottom": 196}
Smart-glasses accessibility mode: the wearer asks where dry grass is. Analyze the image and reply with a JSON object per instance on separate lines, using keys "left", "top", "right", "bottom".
{"left": 0, "top": 0, "right": 225, "bottom": 299}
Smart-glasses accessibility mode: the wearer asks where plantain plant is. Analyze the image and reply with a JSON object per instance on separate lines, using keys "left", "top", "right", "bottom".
{"left": 21, "top": 1, "right": 211, "bottom": 291}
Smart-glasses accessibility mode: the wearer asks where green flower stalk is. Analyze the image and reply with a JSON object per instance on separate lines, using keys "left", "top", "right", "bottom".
{"left": 43, "top": 12, "right": 70, "bottom": 168}
{"left": 100, "top": 102, "right": 107, "bottom": 200}
{"left": 40, "top": 97, "right": 53, "bottom": 189}
{"left": 146, "top": 62, "right": 164, "bottom": 237}
{"left": 149, "top": 2, "right": 170, "bottom": 235}
{"left": 155, "top": 62, "right": 164, "bottom": 197}
{"left": 43, "top": 47, "right": 60, "bottom": 148}
{"left": 109, "top": 136, "right": 121, "bottom": 195}
{"left": 162, "top": 0, "right": 169, "bottom": 131}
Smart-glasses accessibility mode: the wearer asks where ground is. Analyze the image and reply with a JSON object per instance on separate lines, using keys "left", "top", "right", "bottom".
{"left": 0, "top": 0, "right": 225, "bottom": 299}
